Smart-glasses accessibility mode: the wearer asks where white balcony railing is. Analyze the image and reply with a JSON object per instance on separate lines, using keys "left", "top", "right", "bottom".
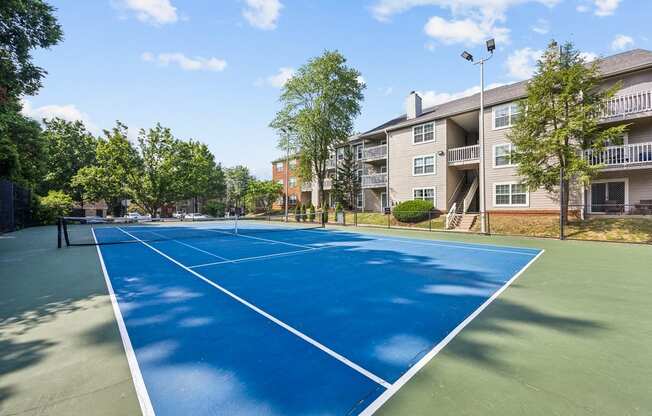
{"left": 601, "top": 90, "right": 652, "bottom": 119}
{"left": 362, "top": 144, "right": 387, "bottom": 161}
{"left": 448, "top": 144, "right": 480, "bottom": 165}
{"left": 326, "top": 159, "right": 336, "bottom": 169}
{"left": 584, "top": 141, "right": 652, "bottom": 168}
{"left": 301, "top": 182, "right": 312, "bottom": 192}
{"left": 361, "top": 173, "right": 387, "bottom": 188}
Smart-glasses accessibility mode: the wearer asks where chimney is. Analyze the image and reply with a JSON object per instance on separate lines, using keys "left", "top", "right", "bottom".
{"left": 406, "top": 91, "right": 422, "bottom": 120}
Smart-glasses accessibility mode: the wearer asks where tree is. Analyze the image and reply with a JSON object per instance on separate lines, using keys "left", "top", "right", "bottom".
{"left": 271, "top": 50, "right": 364, "bottom": 208}
{"left": 37, "top": 190, "right": 72, "bottom": 224}
{"left": 72, "top": 122, "right": 139, "bottom": 216}
{"left": 245, "top": 179, "right": 283, "bottom": 212}
{"left": 176, "top": 140, "right": 225, "bottom": 212}
{"left": 509, "top": 41, "right": 628, "bottom": 224}
{"left": 225, "top": 165, "right": 252, "bottom": 210}
{"left": 42, "top": 118, "right": 97, "bottom": 204}
{"left": 0, "top": 0, "right": 63, "bottom": 100}
{"left": 0, "top": 102, "right": 45, "bottom": 188}
{"left": 331, "top": 146, "right": 361, "bottom": 210}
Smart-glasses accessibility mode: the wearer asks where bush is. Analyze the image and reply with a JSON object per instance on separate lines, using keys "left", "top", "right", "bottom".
{"left": 294, "top": 203, "right": 302, "bottom": 222}
{"left": 307, "top": 204, "right": 315, "bottom": 222}
{"left": 335, "top": 202, "right": 343, "bottom": 213}
{"left": 203, "top": 200, "right": 225, "bottom": 217}
{"left": 300, "top": 203, "right": 307, "bottom": 221}
{"left": 392, "top": 200, "right": 434, "bottom": 223}
{"left": 37, "top": 190, "right": 73, "bottom": 224}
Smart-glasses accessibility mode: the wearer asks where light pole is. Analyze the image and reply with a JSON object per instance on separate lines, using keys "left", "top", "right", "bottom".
{"left": 462, "top": 38, "right": 495, "bottom": 235}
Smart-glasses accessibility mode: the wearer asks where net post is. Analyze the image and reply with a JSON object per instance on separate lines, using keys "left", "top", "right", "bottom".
{"left": 57, "top": 217, "right": 62, "bottom": 248}
{"left": 62, "top": 217, "right": 71, "bottom": 246}
{"left": 234, "top": 214, "right": 239, "bottom": 235}
{"left": 387, "top": 211, "right": 390, "bottom": 229}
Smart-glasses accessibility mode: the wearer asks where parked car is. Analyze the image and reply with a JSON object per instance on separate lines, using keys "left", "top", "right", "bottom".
{"left": 184, "top": 213, "right": 208, "bottom": 220}
{"left": 172, "top": 211, "right": 186, "bottom": 219}
{"left": 125, "top": 212, "right": 152, "bottom": 222}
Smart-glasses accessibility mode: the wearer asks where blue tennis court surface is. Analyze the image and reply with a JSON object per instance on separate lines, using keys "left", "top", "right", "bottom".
{"left": 94, "top": 221, "right": 542, "bottom": 415}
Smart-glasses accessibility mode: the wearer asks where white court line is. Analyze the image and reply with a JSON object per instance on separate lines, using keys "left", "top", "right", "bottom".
{"left": 144, "top": 230, "right": 232, "bottom": 262}
{"left": 189, "top": 247, "right": 324, "bottom": 269}
{"left": 358, "top": 249, "right": 545, "bottom": 416}
{"left": 92, "top": 229, "right": 156, "bottom": 416}
{"left": 117, "top": 227, "right": 391, "bottom": 390}
{"left": 206, "top": 228, "right": 314, "bottom": 250}
{"left": 303, "top": 228, "right": 538, "bottom": 256}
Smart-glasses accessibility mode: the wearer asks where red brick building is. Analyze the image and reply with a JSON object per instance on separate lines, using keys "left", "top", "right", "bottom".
{"left": 271, "top": 155, "right": 302, "bottom": 211}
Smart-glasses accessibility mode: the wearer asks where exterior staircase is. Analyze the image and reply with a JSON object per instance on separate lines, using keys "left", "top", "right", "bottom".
{"left": 445, "top": 175, "right": 479, "bottom": 231}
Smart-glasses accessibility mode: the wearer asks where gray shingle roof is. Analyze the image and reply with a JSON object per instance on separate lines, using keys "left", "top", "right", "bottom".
{"left": 360, "top": 48, "right": 652, "bottom": 137}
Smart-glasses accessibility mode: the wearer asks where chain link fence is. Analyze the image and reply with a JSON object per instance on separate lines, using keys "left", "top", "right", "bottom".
{"left": 0, "top": 179, "right": 34, "bottom": 233}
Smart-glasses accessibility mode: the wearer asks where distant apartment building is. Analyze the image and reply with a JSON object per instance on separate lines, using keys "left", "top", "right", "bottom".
{"left": 273, "top": 49, "right": 652, "bottom": 228}
{"left": 271, "top": 155, "right": 306, "bottom": 210}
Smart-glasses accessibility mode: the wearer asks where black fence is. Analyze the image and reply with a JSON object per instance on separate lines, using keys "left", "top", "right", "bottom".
{"left": 0, "top": 179, "right": 34, "bottom": 233}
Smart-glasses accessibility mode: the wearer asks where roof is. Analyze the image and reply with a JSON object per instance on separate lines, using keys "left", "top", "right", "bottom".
{"left": 270, "top": 153, "right": 301, "bottom": 163}
{"left": 360, "top": 48, "right": 652, "bottom": 137}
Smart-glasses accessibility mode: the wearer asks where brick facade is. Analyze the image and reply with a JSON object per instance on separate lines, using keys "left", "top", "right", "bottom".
{"left": 271, "top": 157, "right": 301, "bottom": 210}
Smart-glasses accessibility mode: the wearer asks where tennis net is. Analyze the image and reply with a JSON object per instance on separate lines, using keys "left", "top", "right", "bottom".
{"left": 57, "top": 213, "right": 325, "bottom": 247}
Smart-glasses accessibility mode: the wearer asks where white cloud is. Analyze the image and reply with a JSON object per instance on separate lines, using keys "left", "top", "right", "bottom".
{"left": 142, "top": 52, "right": 227, "bottom": 71}
{"left": 531, "top": 18, "right": 549, "bottom": 34}
{"left": 424, "top": 16, "right": 509, "bottom": 45}
{"left": 580, "top": 51, "right": 599, "bottom": 62}
{"left": 506, "top": 47, "right": 542, "bottom": 80}
{"left": 242, "top": 0, "right": 282, "bottom": 30}
{"left": 594, "top": 0, "right": 621, "bottom": 16}
{"left": 611, "top": 34, "right": 634, "bottom": 51}
{"left": 416, "top": 82, "right": 505, "bottom": 108}
{"left": 21, "top": 99, "right": 99, "bottom": 132}
{"left": 256, "top": 67, "right": 295, "bottom": 88}
{"left": 119, "top": 0, "right": 178, "bottom": 24}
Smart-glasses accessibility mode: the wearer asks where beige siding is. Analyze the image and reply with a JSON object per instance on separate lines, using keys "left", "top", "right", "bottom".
{"left": 363, "top": 189, "right": 383, "bottom": 211}
{"left": 594, "top": 169, "right": 652, "bottom": 204}
{"left": 445, "top": 119, "right": 468, "bottom": 208}
{"left": 627, "top": 118, "right": 652, "bottom": 144}
{"left": 387, "top": 120, "right": 447, "bottom": 210}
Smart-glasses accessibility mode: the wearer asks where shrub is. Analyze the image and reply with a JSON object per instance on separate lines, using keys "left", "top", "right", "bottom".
{"left": 307, "top": 204, "right": 315, "bottom": 222}
{"left": 38, "top": 190, "right": 73, "bottom": 224}
{"left": 335, "top": 202, "right": 343, "bottom": 213}
{"left": 300, "top": 203, "right": 307, "bottom": 221}
{"left": 294, "top": 203, "right": 302, "bottom": 222}
{"left": 203, "top": 200, "right": 225, "bottom": 217}
{"left": 392, "top": 200, "right": 434, "bottom": 223}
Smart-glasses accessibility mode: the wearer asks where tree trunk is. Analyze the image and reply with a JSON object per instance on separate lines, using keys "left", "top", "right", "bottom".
{"left": 561, "top": 178, "right": 570, "bottom": 225}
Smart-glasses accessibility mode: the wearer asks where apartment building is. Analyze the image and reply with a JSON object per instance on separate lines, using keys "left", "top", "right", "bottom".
{"left": 271, "top": 155, "right": 307, "bottom": 210}
{"left": 291, "top": 49, "right": 650, "bottom": 223}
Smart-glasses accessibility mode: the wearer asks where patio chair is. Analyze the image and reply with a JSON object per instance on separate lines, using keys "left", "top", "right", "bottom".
{"left": 603, "top": 200, "right": 624, "bottom": 214}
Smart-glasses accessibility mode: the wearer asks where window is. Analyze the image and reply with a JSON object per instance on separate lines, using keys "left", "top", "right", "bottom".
{"left": 493, "top": 143, "right": 516, "bottom": 167}
{"left": 289, "top": 194, "right": 297, "bottom": 204}
{"left": 413, "top": 122, "right": 434, "bottom": 144}
{"left": 275, "top": 162, "right": 284, "bottom": 172}
{"left": 493, "top": 102, "right": 520, "bottom": 129}
{"left": 356, "top": 191, "right": 363, "bottom": 209}
{"left": 337, "top": 148, "right": 345, "bottom": 160}
{"left": 356, "top": 169, "right": 363, "bottom": 181}
{"left": 413, "top": 155, "right": 435, "bottom": 175}
{"left": 413, "top": 188, "right": 435, "bottom": 205}
{"left": 289, "top": 177, "right": 297, "bottom": 187}
{"left": 494, "top": 183, "right": 529, "bottom": 206}
{"left": 289, "top": 159, "right": 297, "bottom": 169}
{"left": 354, "top": 144, "right": 363, "bottom": 160}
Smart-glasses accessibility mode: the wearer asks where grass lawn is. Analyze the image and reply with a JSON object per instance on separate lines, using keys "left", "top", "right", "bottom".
{"left": 349, "top": 211, "right": 445, "bottom": 230}
{"left": 1, "top": 224, "right": 651, "bottom": 415}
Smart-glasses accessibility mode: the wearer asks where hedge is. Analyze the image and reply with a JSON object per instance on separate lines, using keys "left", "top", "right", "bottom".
{"left": 392, "top": 200, "right": 434, "bottom": 223}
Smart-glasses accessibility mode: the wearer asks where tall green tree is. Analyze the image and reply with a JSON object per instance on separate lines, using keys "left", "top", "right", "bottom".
{"left": 176, "top": 140, "right": 225, "bottom": 212}
{"left": 331, "top": 146, "right": 360, "bottom": 210}
{"left": 245, "top": 179, "right": 283, "bottom": 212}
{"left": 509, "top": 41, "right": 628, "bottom": 224}
{"left": 225, "top": 165, "right": 252, "bottom": 210}
{"left": 42, "top": 118, "right": 97, "bottom": 204}
{"left": 271, "top": 50, "right": 364, "bottom": 207}
{"left": 0, "top": 0, "right": 63, "bottom": 100}
{"left": 0, "top": 102, "right": 45, "bottom": 187}
{"left": 72, "top": 122, "right": 139, "bottom": 216}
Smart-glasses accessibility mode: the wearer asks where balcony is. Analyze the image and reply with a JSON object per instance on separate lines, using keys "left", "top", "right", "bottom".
{"left": 361, "top": 173, "right": 387, "bottom": 188}
{"left": 301, "top": 182, "right": 312, "bottom": 192}
{"left": 362, "top": 144, "right": 387, "bottom": 162}
{"left": 584, "top": 141, "right": 652, "bottom": 170}
{"left": 448, "top": 144, "right": 480, "bottom": 166}
{"left": 326, "top": 159, "right": 336, "bottom": 169}
{"left": 601, "top": 90, "right": 652, "bottom": 120}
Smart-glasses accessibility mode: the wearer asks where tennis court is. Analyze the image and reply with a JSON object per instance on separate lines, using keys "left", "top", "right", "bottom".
{"left": 83, "top": 218, "right": 542, "bottom": 415}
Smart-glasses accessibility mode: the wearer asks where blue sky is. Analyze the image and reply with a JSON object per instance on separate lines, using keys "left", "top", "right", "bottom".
{"left": 24, "top": 0, "right": 651, "bottom": 178}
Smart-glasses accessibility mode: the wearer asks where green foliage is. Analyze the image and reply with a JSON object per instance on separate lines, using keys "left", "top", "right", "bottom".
{"left": 203, "top": 199, "right": 225, "bottom": 217}
{"left": 176, "top": 140, "right": 225, "bottom": 203}
{"left": 225, "top": 165, "right": 252, "bottom": 209}
{"left": 393, "top": 200, "right": 433, "bottom": 223}
{"left": 300, "top": 203, "right": 307, "bottom": 221}
{"left": 294, "top": 202, "right": 302, "bottom": 222}
{"left": 271, "top": 50, "right": 365, "bottom": 206}
{"left": 42, "top": 118, "right": 97, "bottom": 202}
{"left": 245, "top": 179, "right": 283, "bottom": 212}
{"left": 332, "top": 147, "right": 361, "bottom": 209}
{"left": 307, "top": 203, "right": 315, "bottom": 222}
{"left": 509, "top": 41, "right": 629, "bottom": 222}
{"left": 335, "top": 202, "right": 343, "bottom": 212}
{"left": 0, "top": 0, "right": 63, "bottom": 99}
{"left": 37, "top": 190, "right": 72, "bottom": 224}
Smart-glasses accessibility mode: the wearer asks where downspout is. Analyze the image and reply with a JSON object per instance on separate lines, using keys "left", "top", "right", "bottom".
{"left": 385, "top": 128, "right": 390, "bottom": 211}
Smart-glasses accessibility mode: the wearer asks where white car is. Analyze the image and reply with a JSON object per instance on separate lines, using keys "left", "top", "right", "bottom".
{"left": 185, "top": 213, "right": 208, "bottom": 220}
{"left": 125, "top": 212, "right": 152, "bottom": 222}
{"left": 172, "top": 211, "right": 185, "bottom": 219}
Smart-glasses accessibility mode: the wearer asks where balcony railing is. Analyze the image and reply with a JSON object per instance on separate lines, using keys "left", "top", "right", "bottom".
{"left": 448, "top": 144, "right": 480, "bottom": 165}
{"left": 361, "top": 173, "right": 387, "bottom": 188}
{"left": 362, "top": 144, "right": 387, "bottom": 161}
{"left": 326, "top": 159, "right": 336, "bottom": 169}
{"left": 601, "top": 90, "right": 652, "bottom": 119}
{"left": 584, "top": 141, "right": 652, "bottom": 168}
{"left": 301, "top": 182, "right": 312, "bottom": 192}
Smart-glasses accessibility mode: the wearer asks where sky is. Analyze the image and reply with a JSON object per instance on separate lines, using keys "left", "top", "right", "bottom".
{"left": 24, "top": 0, "right": 652, "bottom": 179}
